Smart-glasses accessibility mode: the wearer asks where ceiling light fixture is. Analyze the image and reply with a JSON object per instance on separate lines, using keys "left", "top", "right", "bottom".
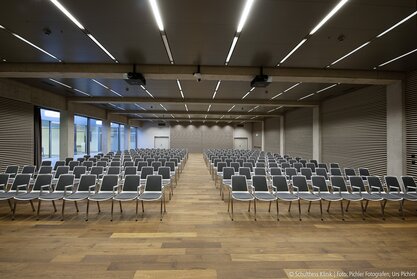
{"left": 329, "top": 41, "right": 370, "bottom": 66}
{"left": 298, "top": 93, "right": 315, "bottom": 101}
{"left": 237, "top": 0, "right": 255, "bottom": 33}
{"left": 267, "top": 106, "right": 283, "bottom": 113}
{"left": 135, "top": 104, "right": 146, "bottom": 111}
{"left": 171, "top": 114, "right": 175, "bottom": 118}
{"left": 228, "top": 105, "right": 235, "bottom": 112}
{"left": 242, "top": 87, "right": 255, "bottom": 99}
{"left": 92, "top": 79, "right": 109, "bottom": 89}
{"left": 149, "top": 0, "right": 164, "bottom": 31}
{"left": 74, "top": 89, "right": 90, "bottom": 96}
{"left": 270, "top": 83, "right": 301, "bottom": 99}
{"left": 176, "top": 79, "right": 184, "bottom": 98}
{"left": 225, "top": 36, "right": 239, "bottom": 65}
{"left": 377, "top": 48, "right": 417, "bottom": 68}
{"left": 316, "top": 83, "right": 338, "bottom": 93}
{"left": 212, "top": 81, "right": 221, "bottom": 99}
{"left": 110, "top": 89, "right": 122, "bottom": 97}
{"left": 0, "top": 25, "right": 5, "bottom": 29}
{"left": 377, "top": 11, "right": 417, "bottom": 38}
{"left": 162, "top": 34, "right": 174, "bottom": 64}
{"left": 278, "top": 39, "right": 307, "bottom": 65}
{"left": 87, "top": 34, "right": 118, "bottom": 63}
{"left": 49, "top": 78, "right": 71, "bottom": 88}
{"left": 184, "top": 104, "right": 189, "bottom": 111}
{"left": 12, "top": 33, "right": 61, "bottom": 62}
{"left": 309, "top": 0, "right": 349, "bottom": 35}
{"left": 160, "top": 104, "right": 167, "bottom": 111}
{"left": 207, "top": 104, "right": 212, "bottom": 112}
{"left": 49, "top": 0, "right": 85, "bottom": 30}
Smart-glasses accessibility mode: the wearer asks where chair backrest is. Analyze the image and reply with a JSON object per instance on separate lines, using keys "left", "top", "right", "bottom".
{"left": 100, "top": 175, "right": 119, "bottom": 192}
{"left": 33, "top": 174, "right": 53, "bottom": 191}
{"left": 238, "top": 167, "right": 251, "bottom": 179}
{"left": 344, "top": 168, "right": 356, "bottom": 177}
{"left": 242, "top": 162, "right": 253, "bottom": 171}
{"left": 384, "top": 176, "right": 401, "bottom": 190}
{"left": 255, "top": 162, "right": 265, "bottom": 168}
{"left": 165, "top": 161, "right": 175, "bottom": 171}
{"left": 55, "top": 174, "right": 75, "bottom": 191}
{"left": 367, "top": 176, "right": 383, "bottom": 190}
{"left": 124, "top": 161, "right": 134, "bottom": 167}
{"left": 222, "top": 167, "right": 235, "bottom": 180}
{"left": 217, "top": 162, "right": 227, "bottom": 173}
{"left": 300, "top": 168, "right": 313, "bottom": 180}
{"left": 252, "top": 175, "right": 268, "bottom": 192}
{"left": 22, "top": 165, "right": 36, "bottom": 174}
{"left": 53, "top": 161, "right": 65, "bottom": 170}
{"left": 73, "top": 166, "right": 87, "bottom": 179}
{"left": 231, "top": 175, "right": 248, "bottom": 192}
{"left": 292, "top": 175, "right": 309, "bottom": 192}
{"left": 82, "top": 161, "right": 93, "bottom": 170}
{"left": 110, "top": 161, "right": 121, "bottom": 167}
{"left": 299, "top": 159, "right": 307, "bottom": 167}
{"left": 349, "top": 176, "right": 366, "bottom": 192}
{"left": 310, "top": 160, "right": 318, "bottom": 167}
{"left": 137, "top": 161, "right": 148, "bottom": 171}
{"left": 54, "top": 166, "right": 69, "bottom": 179}
{"left": 107, "top": 166, "right": 121, "bottom": 175}
{"left": 146, "top": 158, "right": 155, "bottom": 166}
{"left": 77, "top": 157, "right": 85, "bottom": 163}
{"left": 77, "top": 175, "right": 97, "bottom": 191}
{"left": 38, "top": 166, "right": 53, "bottom": 174}
{"left": 230, "top": 162, "right": 240, "bottom": 172}
{"left": 0, "top": 173, "right": 10, "bottom": 188}
{"left": 402, "top": 176, "right": 416, "bottom": 192}
{"left": 254, "top": 167, "right": 266, "bottom": 176}
{"left": 96, "top": 161, "right": 107, "bottom": 168}
{"left": 359, "top": 168, "right": 370, "bottom": 177}
{"left": 5, "top": 165, "right": 19, "bottom": 175}
{"left": 141, "top": 166, "right": 154, "bottom": 179}
{"left": 285, "top": 168, "right": 297, "bottom": 179}
{"left": 11, "top": 174, "right": 32, "bottom": 191}
{"left": 124, "top": 166, "right": 137, "bottom": 176}
{"left": 122, "top": 175, "right": 140, "bottom": 192}
{"left": 330, "top": 168, "right": 342, "bottom": 176}
{"left": 68, "top": 161, "right": 79, "bottom": 171}
{"left": 90, "top": 166, "right": 104, "bottom": 177}
{"left": 305, "top": 163, "right": 316, "bottom": 172}
{"left": 270, "top": 167, "right": 282, "bottom": 176}
{"left": 318, "top": 163, "right": 328, "bottom": 171}
{"left": 145, "top": 175, "right": 163, "bottom": 192}
{"left": 330, "top": 163, "right": 340, "bottom": 169}
{"left": 293, "top": 163, "right": 303, "bottom": 172}
{"left": 65, "top": 157, "right": 73, "bottom": 165}
{"left": 311, "top": 175, "right": 328, "bottom": 192}
{"left": 330, "top": 176, "right": 348, "bottom": 192}
{"left": 269, "top": 162, "right": 278, "bottom": 168}
{"left": 158, "top": 167, "right": 170, "bottom": 179}
{"left": 159, "top": 158, "right": 166, "bottom": 165}
{"left": 315, "top": 168, "right": 328, "bottom": 180}
{"left": 225, "top": 159, "right": 233, "bottom": 166}
{"left": 151, "top": 161, "right": 162, "bottom": 171}
{"left": 281, "top": 163, "right": 291, "bottom": 169}
{"left": 41, "top": 160, "right": 52, "bottom": 167}
{"left": 272, "top": 175, "right": 289, "bottom": 191}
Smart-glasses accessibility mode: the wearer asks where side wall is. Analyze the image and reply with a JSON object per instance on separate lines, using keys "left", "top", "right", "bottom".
{"left": 284, "top": 108, "right": 313, "bottom": 158}
{"left": 264, "top": 117, "right": 281, "bottom": 154}
{"left": 405, "top": 70, "right": 417, "bottom": 177}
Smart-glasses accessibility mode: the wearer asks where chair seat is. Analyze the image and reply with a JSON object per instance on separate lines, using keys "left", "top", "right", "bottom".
{"left": 319, "top": 192, "right": 342, "bottom": 201}
{"left": 361, "top": 193, "right": 383, "bottom": 201}
{"left": 0, "top": 192, "right": 16, "bottom": 200}
{"left": 402, "top": 193, "right": 417, "bottom": 201}
{"left": 341, "top": 192, "right": 363, "bottom": 201}
{"left": 139, "top": 192, "right": 162, "bottom": 201}
{"left": 253, "top": 192, "right": 276, "bottom": 201}
{"left": 64, "top": 192, "right": 90, "bottom": 201}
{"left": 380, "top": 192, "right": 402, "bottom": 201}
{"left": 14, "top": 192, "right": 40, "bottom": 200}
{"left": 113, "top": 192, "right": 138, "bottom": 201}
{"left": 298, "top": 192, "right": 321, "bottom": 201}
{"left": 275, "top": 192, "right": 298, "bottom": 201}
{"left": 232, "top": 192, "right": 254, "bottom": 201}
{"left": 38, "top": 192, "right": 64, "bottom": 200}
{"left": 88, "top": 192, "right": 114, "bottom": 201}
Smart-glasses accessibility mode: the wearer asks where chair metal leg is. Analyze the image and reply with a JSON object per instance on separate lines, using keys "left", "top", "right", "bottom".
{"left": 319, "top": 200, "right": 323, "bottom": 221}
{"left": 308, "top": 201, "right": 312, "bottom": 213}
{"left": 74, "top": 201, "right": 79, "bottom": 212}
{"left": 141, "top": 200, "right": 145, "bottom": 213}
{"left": 360, "top": 200, "right": 365, "bottom": 220}
{"left": 248, "top": 200, "right": 251, "bottom": 212}
{"left": 380, "top": 200, "right": 385, "bottom": 220}
{"left": 86, "top": 199, "right": 90, "bottom": 221}
{"left": 160, "top": 198, "right": 163, "bottom": 221}
{"left": 231, "top": 198, "right": 234, "bottom": 221}
{"left": 36, "top": 200, "right": 42, "bottom": 220}
{"left": 327, "top": 201, "right": 331, "bottom": 212}
{"left": 228, "top": 192, "right": 231, "bottom": 212}
{"left": 364, "top": 200, "right": 369, "bottom": 212}
{"left": 61, "top": 200, "right": 65, "bottom": 221}
{"left": 346, "top": 200, "right": 350, "bottom": 212}
{"left": 254, "top": 199, "right": 257, "bottom": 221}
{"left": 119, "top": 201, "right": 123, "bottom": 213}
{"left": 288, "top": 201, "right": 292, "bottom": 212}
{"left": 400, "top": 200, "right": 405, "bottom": 220}
{"left": 110, "top": 199, "right": 114, "bottom": 221}
{"left": 340, "top": 200, "right": 345, "bottom": 221}
{"left": 52, "top": 201, "right": 57, "bottom": 212}
{"left": 298, "top": 199, "right": 301, "bottom": 221}
{"left": 97, "top": 201, "right": 101, "bottom": 212}
{"left": 30, "top": 200, "right": 35, "bottom": 212}
{"left": 276, "top": 199, "right": 279, "bottom": 221}
{"left": 268, "top": 201, "right": 272, "bottom": 212}
{"left": 135, "top": 199, "right": 138, "bottom": 221}
{"left": 164, "top": 195, "right": 166, "bottom": 213}
{"left": 12, "top": 200, "right": 17, "bottom": 220}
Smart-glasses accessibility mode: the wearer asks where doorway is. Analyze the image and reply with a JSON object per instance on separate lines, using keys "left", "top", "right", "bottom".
{"left": 154, "top": 136, "right": 170, "bottom": 149}
{"left": 234, "top": 137, "right": 248, "bottom": 150}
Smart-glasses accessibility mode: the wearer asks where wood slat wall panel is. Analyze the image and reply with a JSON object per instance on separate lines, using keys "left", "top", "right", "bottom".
{"left": 284, "top": 108, "right": 313, "bottom": 159}
{"left": 321, "top": 86, "right": 387, "bottom": 176}
{"left": 0, "top": 97, "right": 34, "bottom": 172}
{"left": 405, "top": 71, "right": 417, "bottom": 177}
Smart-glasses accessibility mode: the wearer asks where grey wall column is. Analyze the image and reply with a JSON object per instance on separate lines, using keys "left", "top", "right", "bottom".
{"left": 387, "top": 81, "right": 405, "bottom": 176}
{"left": 59, "top": 110, "right": 74, "bottom": 160}
{"left": 280, "top": 116, "right": 285, "bottom": 155}
{"left": 102, "top": 120, "right": 111, "bottom": 154}
{"left": 312, "top": 106, "right": 321, "bottom": 161}
{"left": 125, "top": 125, "right": 131, "bottom": 151}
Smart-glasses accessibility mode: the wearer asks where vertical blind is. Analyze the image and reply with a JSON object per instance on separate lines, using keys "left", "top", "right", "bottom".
{"left": 405, "top": 71, "right": 417, "bottom": 177}
{"left": 0, "top": 97, "right": 34, "bottom": 172}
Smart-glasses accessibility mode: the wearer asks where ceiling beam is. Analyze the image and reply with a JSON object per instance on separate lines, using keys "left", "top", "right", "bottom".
{"left": 68, "top": 97, "right": 317, "bottom": 107}
{"left": 0, "top": 63, "right": 404, "bottom": 85}
{"left": 110, "top": 110, "right": 281, "bottom": 117}
{"left": 130, "top": 118, "right": 263, "bottom": 123}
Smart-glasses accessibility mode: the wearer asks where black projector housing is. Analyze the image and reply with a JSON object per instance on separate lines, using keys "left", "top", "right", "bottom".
{"left": 250, "top": 75, "right": 271, "bottom": 87}
{"left": 124, "top": 72, "right": 146, "bottom": 86}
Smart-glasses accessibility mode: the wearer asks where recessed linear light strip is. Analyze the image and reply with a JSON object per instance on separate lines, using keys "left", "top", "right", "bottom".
{"left": 8, "top": 32, "right": 61, "bottom": 62}
{"left": 298, "top": 83, "right": 338, "bottom": 101}
{"left": 140, "top": 85, "right": 155, "bottom": 98}
{"left": 184, "top": 104, "right": 189, "bottom": 111}
{"left": 149, "top": 0, "right": 174, "bottom": 64}
{"left": 212, "top": 81, "right": 221, "bottom": 99}
{"left": 92, "top": 79, "right": 122, "bottom": 97}
{"left": 228, "top": 105, "right": 235, "bottom": 112}
{"left": 160, "top": 104, "right": 167, "bottom": 111}
{"left": 377, "top": 48, "right": 417, "bottom": 68}
{"left": 135, "top": 104, "right": 146, "bottom": 111}
{"left": 267, "top": 106, "right": 283, "bottom": 113}
{"left": 277, "top": 0, "right": 349, "bottom": 66}
{"left": 207, "top": 104, "right": 212, "bottom": 112}
{"left": 377, "top": 11, "right": 417, "bottom": 38}
{"left": 176, "top": 79, "right": 184, "bottom": 98}
{"left": 49, "top": 78, "right": 91, "bottom": 96}
{"left": 242, "top": 87, "right": 255, "bottom": 99}
{"left": 271, "top": 82, "right": 301, "bottom": 99}
{"left": 49, "top": 0, "right": 118, "bottom": 63}
{"left": 248, "top": 105, "right": 259, "bottom": 112}
{"left": 170, "top": 114, "right": 175, "bottom": 119}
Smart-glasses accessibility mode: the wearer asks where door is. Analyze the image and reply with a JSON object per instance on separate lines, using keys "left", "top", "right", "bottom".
{"left": 234, "top": 137, "right": 248, "bottom": 150}
{"left": 154, "top": 136, "right": 170, "bottom": 149}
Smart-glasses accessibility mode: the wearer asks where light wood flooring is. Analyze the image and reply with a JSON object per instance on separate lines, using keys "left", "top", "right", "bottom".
{"left": 0, "top": 153, "right": 417, "bottom": 278}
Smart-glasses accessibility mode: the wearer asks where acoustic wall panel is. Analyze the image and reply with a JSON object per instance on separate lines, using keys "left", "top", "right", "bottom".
{"left": 252, "top": 122, "right": 263, "bottom": 149}
{"left": 202, "top": 125, "right": 233, "bottom": 150}
{"left": 284, "top": 108, "right": 313, "bottom": 159}
{"left": 405, "top": 71, "right": 417, "bottom": 177}
{"left": 0, "top": 97, "right": 34, "bottom": 172}
{"left": 264, "top": 117, "right": 280, "bottom": 154}
{"left": 321, "top": 86, "right": 387, "bottom": 176}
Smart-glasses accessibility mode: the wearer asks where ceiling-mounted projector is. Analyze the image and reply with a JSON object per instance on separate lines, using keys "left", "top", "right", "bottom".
{"left": 123, "top": 64, "right": 146, "bottom": 86}
{"left": 250, "top": 74, "right": 271, "bottom": 87}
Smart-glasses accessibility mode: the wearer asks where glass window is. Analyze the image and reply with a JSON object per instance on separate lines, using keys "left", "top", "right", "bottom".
{"left": 130, "top": 127, "right": 137, "bottom": 149}
{"left": 41, "top": 109, "right": 60, "bottom": 163}
{"left": 120, "top": 124, "right": 125, "bottom": 151}
{"left": 74, "top": 115, "right": 88, "bottom": 158}
{"left": 111, "top": 122, "right": 119, "bottom": 152}
{"left": 89, "top": 119, "right": 102, "bottom": 155}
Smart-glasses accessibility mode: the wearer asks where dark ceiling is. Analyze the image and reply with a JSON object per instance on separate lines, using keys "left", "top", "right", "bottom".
{"left": 0, "top": 0, "right": 416, "bottom": 122}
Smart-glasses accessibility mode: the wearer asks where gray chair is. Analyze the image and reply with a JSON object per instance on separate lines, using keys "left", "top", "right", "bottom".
{"left": 13, "top": 174, "right": 53, "bottom": 219}
{"left": 252, "top": 175, "right": 278, "bottom": 221}
{"left": 401, "top": 176, "right": 417, "bottom": 200}
{"left": 151, "top": 161, "right": 162, "bottom": 172}
{"left": 344, "top": 168, "right": 356, "bottom": 180}
{"left": 305, "top": 163, "right": 316, "bottom": 173}
{"left": 359, "top": 168, "right": 370, "bottom": 180}
{"left": 158, "top": 167, "right": 173, "bottom": 199}
{"left": 330, "top": 168, "right": 343, "bottom": 176}
{"left": 330, "top": 176, "right": 365, "bottom": 219}
{"left": 228, "top": 175, "right": 255, "bottom": 221}
{"left": 111, "top": 175, "right": 141, "bottom": 221}
{"left": 82, "top": 161, "right": 93, "bottom": 171}
{"left": 254, "top": 167, "right": 266, "bottom": 176}
{"left": 330, "top": 163, "right": 340, "bottom": 169}
{"left": 86, "top": 174, "right": 119, "bottom": 221}
{"left": 292, "top": 175, "right": 323, "bottom": 220}
{"left": 368, "top": 176, "right": 403, "bottom": 219}
{"left": 65, "top": 157, "right": 73, "bottom": 166}
{"left": 238, "top": 167, "right": 252, "bottom": 184}
{"left": 315, "top": 168, "right": 329, "bottom": 181}
{"left": 38, "top": 166, "right": 53, "bottom": 175}
{"left": 220, "top": 167, "right": 235, "bottom": 200}
{"left": 107, "top": 166, "right": 121, "bottom": 176}
{"left": 68, "top": 161, "right": 79, "bottom": 171}
{"left": 53, "top": 161, "right": 65, "bottom": 171}
{"left": 272, "top": 175, "right": 301, "bottom": 220}
{"left": 215, "top": 162, "right": 227, "bottom": 188}
{"left": 62, "top": 174, "right": 97, "bottom": 220}
{"left": 349, "top": 176, "right": 384, "bottom": 219}
{"left": 300, "top": 168, "right": 313, "bottom": 182}
{"left": 140, "top": 167, "right": 155, "bottom": 183}
{"left": 96, "top": 161, "right": 108, "bottom": 168}
{"left": 138, "top": 175, "right": 166, "bottom": 221}
{"left": 37, "top": 174, "right": 75, "bottom": 219}
{"left": 312, "top": 175, "right": 344, "bottom": 220}
{"left": 21, "top": 165, "right": 36, "bottom": 176}
{"left": 0, "top": 174, "right": 31, "bottom": 213}
{"left": 4, "top": 165, "right": 19, "bottom": 179}
{"left": 284, "top": 168, "right": 297, "bottom": 180}
{"left": 269, "top": 167, "right": 282, "bottom": 176}
{"left": 293, "top": 162, "right": 303, "bottom": 173}
{"left": 124, "top": 166, "right": 138, "bottom": 177}
{"left": 384, "top": 176, "right": 408, "bottom": 218}
{"left": 318, "top": 163, "right": 328, "bottom": 172}
{"left": 73, "top": 166, "right": 87, "bottom": 182}
{"left": 53, "top": 166, "right": 70, "bottom": 182}
{"left": 164, "top": 161, "right": 177, "bottom": 185}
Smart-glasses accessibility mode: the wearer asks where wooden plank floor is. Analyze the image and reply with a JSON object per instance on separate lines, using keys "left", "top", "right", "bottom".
{"left": 1, "top": 153, "right": 417, "bottom": 278}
